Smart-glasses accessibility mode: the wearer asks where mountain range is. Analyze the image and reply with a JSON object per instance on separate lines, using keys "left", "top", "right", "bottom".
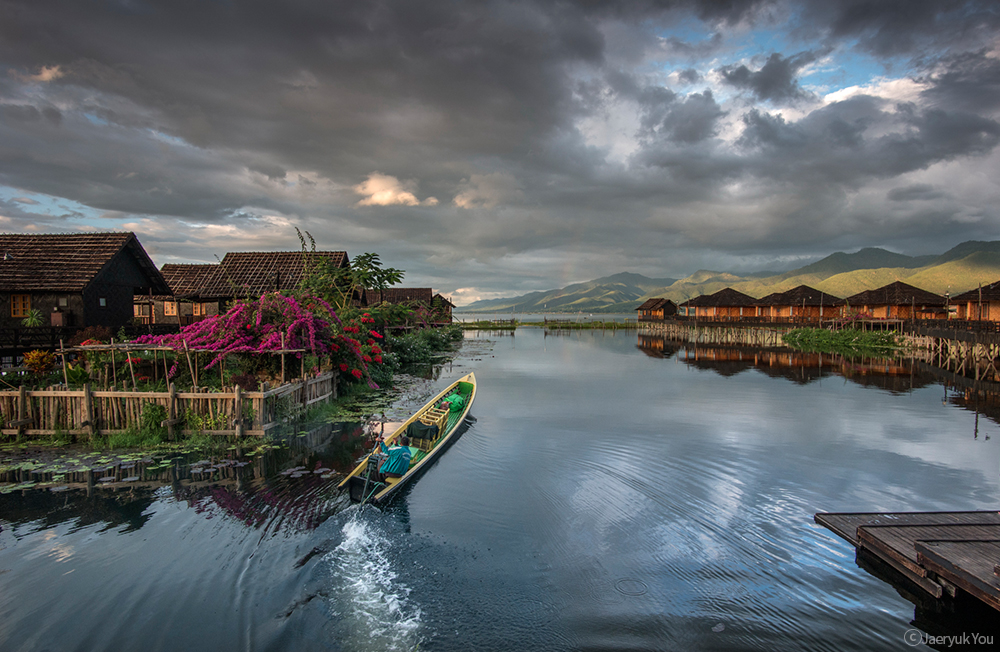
{"left": 458, "top": 241, "right": 1000, "bottom": 313}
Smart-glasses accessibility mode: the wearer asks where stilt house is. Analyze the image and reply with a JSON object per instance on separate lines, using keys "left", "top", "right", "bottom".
{"left": 845, "top": 281, "right": 946, "bottom": 320}
{"left": 636, "top": 298, "right": 678, "bottom": 322}
{"left": 949, "top": 281, "right": 1000, "bottom": 321}
{"left": 756, "top": 285, "right": 845, "bottom": 321}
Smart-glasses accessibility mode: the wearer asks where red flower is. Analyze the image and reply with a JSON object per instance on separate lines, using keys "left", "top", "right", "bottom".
{"left": 367, "top": 339, "right": 375, "bottom": 345}
{"left": 371, "top": 345, "right": 381, "bottom": 354}
{"left": 339, "top": 363, "right": 348, "bottom": 372}
{"left": 370, "top": 330, "right": 382, "bottom": 338}
{"left": 351, "top": 368, "right": 363, "bottom": 379}
{"left": 373, "top": 355, "right": 382, "bottom": 364}
{"left": 362, "top": 355, "right": 372, "bottom": 362}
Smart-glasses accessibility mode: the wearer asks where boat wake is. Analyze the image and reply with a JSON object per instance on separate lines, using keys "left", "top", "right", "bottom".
{"left": 324, "top": 509, "right": 422, "bottom": 651}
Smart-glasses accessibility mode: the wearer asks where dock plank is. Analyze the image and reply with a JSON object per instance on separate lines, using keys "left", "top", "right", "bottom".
{"left": 915, "top": 541, "right": 1000, "bottom": 612}
{"left": 814, "top": 511, "right": 1000, "bottom": 547}
{"left": 857, "top": 524, "right": 1000, "bottom": 579}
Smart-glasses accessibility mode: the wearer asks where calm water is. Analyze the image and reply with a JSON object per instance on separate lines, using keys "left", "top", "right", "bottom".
{"left": 2, "top": 329, "right": 999, "bottom": 651}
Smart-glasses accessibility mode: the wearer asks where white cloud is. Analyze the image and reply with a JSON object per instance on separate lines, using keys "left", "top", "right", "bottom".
{"left": 353, "top": 172, "right": 435, "bottom": 207}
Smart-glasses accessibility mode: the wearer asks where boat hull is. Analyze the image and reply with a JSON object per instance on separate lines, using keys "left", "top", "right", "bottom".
{"left": 339, "top": 372, "right": 477, "bottom": 504}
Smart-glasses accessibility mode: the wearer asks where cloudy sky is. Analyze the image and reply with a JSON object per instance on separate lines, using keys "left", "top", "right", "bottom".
{"left": 2, "top": 1, "right": 999, "bottom": 305}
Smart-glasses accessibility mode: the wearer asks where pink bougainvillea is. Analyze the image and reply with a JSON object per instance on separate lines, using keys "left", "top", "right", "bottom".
{"left": 134, "top": 291, "right": 381, "bottom": 387}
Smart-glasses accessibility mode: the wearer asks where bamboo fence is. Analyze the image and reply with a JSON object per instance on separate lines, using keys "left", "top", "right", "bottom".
{"left": 0, "top": 372, "right": 336, "bottom": 439}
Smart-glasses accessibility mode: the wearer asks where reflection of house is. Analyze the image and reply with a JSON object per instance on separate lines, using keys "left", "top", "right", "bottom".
{"left": 197, "top": 251, "right": 350, "bottom": 311}
{"left": 135, "top": 264, "right": 220, "bottom": 325}
{"left": 756, "top": 285, "right": 845, "bottom": 320}
{"left": 636, "top": 298, "right": 678, "bottom": 322}
{"left": 0, "top": 232, "right": 171, "bottom": 330}
{"left": 680, "top": 288, "right": 756, "bottom": 319}
{"left": 846, "top": 281, "right": 947, "bottom": 320}
{"left": 949, "top": 281, "right": 1000, "bottom": 321}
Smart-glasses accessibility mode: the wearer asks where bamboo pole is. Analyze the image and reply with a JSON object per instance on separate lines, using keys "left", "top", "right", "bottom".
{"left": 59, "top": 339, "right": 69, "bottom": 388}
{"left": 183, "top": 340, "right": 196, "bottom": 389}
{"left": 126, "top": 351, "right": 137, "bottom": 390}
{"left": 111, "top": 339, "right": 118, "bottom": 387}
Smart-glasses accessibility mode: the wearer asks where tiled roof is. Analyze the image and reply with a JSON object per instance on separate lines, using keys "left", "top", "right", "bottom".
{"left": 0, "top": 232, "right": 170, "bottom": 294}
{"left": 950, "top": 280, "right": 1000, "bottom": 303}
{"left": 198, "top": 251, "right": 349, "bottom": 300}
{"left": 160, "top": 264, "right": 218, "bottom": 299}
{"left": 846, "top": 281, "right": 944, "bottom": 306}
{"left": 759, "top": 285, "right": 845, "bottom": 306}
{"left": 681, "top": 288, "right": 756, "bottom": 307}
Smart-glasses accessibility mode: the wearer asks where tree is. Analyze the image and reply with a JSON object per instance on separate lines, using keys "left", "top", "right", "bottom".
{"left": 296, "top": 230, "right": 404, "bottom": 310}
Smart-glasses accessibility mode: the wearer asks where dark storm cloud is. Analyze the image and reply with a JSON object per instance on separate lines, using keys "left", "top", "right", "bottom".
{"left": 718, "top": 51, "right": 820, "bottom": 102}
{"left": 798, "top": 0, "right": 1000, "bottom": 57}
{"left": 887, "top": 184, "right": 948, "bottom": 202}
{"left": 919, "top": 48, "right": 1000, "bottom": 114}
{"left": 735, "top": 99, "right": 1000, "bottom": 185}
{"left": 0, "top": 0, "right": 998, "bottom": 298}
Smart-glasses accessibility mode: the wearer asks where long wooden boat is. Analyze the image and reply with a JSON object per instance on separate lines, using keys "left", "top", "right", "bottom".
{"left": 339, "top": 372, "right": 477, "bottom": 504}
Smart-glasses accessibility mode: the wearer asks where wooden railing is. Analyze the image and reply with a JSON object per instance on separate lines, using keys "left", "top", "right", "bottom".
{"left": 0, "top": 372, "right": 336, "bottom": 439}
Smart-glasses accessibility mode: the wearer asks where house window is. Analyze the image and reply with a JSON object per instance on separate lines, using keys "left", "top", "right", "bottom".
{"left": 11, "top": 294, "right": 30, "bottom": 318}
{"left": 134, "top": 304, "right": 150, "bottom": 317}
{"left": 98, "top": 297, "right": 107, "bottom": 308}
{"left": 164, "top": 301, "right": 177, "bottom": 316}
{"left": 193, "top": 302, "right": 207, "bottom": 316}
{"left": 58, "top": 297, "right": 68, "bottom": 307}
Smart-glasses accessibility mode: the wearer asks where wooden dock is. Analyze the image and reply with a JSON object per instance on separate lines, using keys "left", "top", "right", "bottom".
{"left": 815, "top": 511, "right": 1000, "bottom": 611}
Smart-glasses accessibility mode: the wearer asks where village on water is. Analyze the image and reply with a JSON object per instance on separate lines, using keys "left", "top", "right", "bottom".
{"left": 4, "top": 231, "right": 1000, "bottom": 619}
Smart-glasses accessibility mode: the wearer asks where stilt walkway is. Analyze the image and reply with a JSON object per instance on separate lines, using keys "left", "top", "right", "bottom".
{"left": 815, "top": 511, "right": 1000, "bottom": 611}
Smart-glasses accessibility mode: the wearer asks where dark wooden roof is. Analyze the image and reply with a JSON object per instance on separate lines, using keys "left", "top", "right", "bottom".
{"left": 636, "top": 298, "right": 674, "bottom": 311}
{"left": 681, "top": 288, "right": 756, "bottom": 307}
{"left": 759, "top": 285, "right": 845, "bottom": 306}
{"left": 433, "top": 293, "right": 455, "bottom": 308}
{"left": 0, "top": 232, "right": 170, "bottom": 294}
{"left": 847, "top": 281, "right": 945, "bottom": 306}
{"left": 369, "top": 287, "right": 434, "bottom": 305}
{"left": 198, "top": 251, "right": 348, "bottom": 300}
{"left": 160, "top": 264, "right": 218, "bottom": 299}
{"left": 951, "top": 280, "right": 1000, "bottom": 303}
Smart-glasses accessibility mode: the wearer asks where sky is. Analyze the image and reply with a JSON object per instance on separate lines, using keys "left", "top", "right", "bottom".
{"left": 2, "top": 1, "right": 1000, "bottom": 306}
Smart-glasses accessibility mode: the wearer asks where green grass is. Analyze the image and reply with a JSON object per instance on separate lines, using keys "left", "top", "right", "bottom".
{"left": 782, "top": 328, "right": 902, "bottom": 356}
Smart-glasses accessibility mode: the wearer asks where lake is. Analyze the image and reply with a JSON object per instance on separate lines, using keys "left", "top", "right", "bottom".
{"left": 1, "top": 328, "right": 998, "bottom": 651}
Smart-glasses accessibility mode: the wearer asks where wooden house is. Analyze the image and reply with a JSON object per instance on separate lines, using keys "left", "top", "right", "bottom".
{"left": 680, "top": 288, "right": 756, "bottom": 319}
{"left": 636, "top": 298, "right": 678, "bottom": 322}
{"left": 196, "top": 250, "right": 350, "bottom": 310}
{"left": 0, "top": 232, "right": 171, "bottom": 330}
{"left": 756, "top": 285, "right": 845, "bottom": 320}
{"left": 846, "top": 281, "right": 946, "bottom": 320}
{"left": 432, "top": 293, "right": 455, "bottom": 324}
{"left": 134, "top": 263, "right": 220, "bottom": 325}
{"left": 949, "top": 281, "right": 1000, "bottom": 321}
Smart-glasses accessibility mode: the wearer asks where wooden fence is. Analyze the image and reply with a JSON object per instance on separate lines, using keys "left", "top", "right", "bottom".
{"left": 0, "top": 372, "right": 336, "bottom": 439}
